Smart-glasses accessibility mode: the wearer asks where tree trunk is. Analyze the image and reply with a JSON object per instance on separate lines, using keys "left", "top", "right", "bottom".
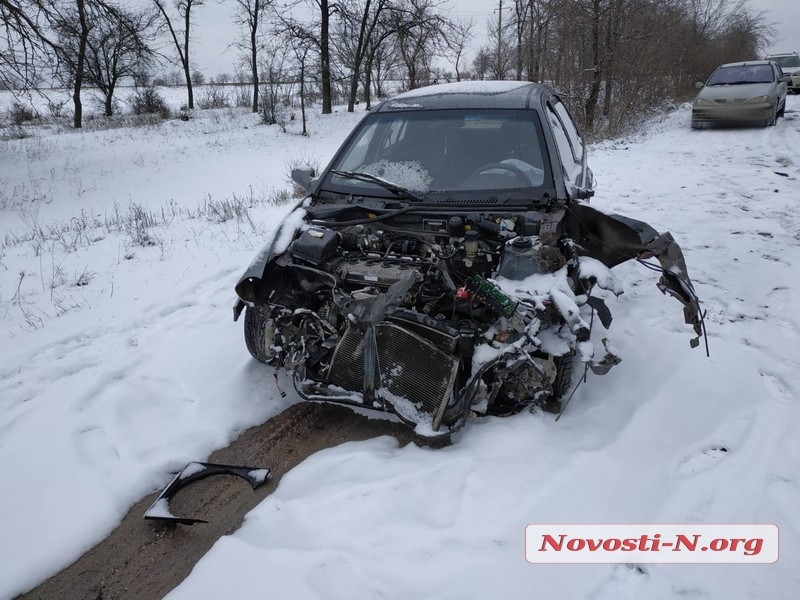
{"left": 347, "top": 0, "right": 372, "bottom": 112}
{"left": 183, "top": 4, "right": 193, "bottom": 109}
{"left": 321, "top": 0, "right": 332, "bottom": 114}
{"left": 251, "top": 6, "right": 259, "bottom": 113}
{"left": 73, "top": 0, "right": 88, "bottom": 128}
{"left": 347, "top": 71, "right": 359, "bottom": 112}
{"left": 584, "top": 0, "right": 602, "bottom": 130}
{"left": 515, "top": 1, "right": 524, "bottom": 81}
{"left": 300, "top": 58, "right": 307, "bottom": 135}
{"left": 363, "top": 60, "right": 372, "bottom": 110}
{"left": 527, "top": 3, "right": 534, "bottom": 81}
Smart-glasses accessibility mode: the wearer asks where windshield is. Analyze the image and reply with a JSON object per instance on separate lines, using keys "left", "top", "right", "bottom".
{"left": 322, "top": 109, "right": 553, "bottom": 203}
{"left": 769, "top": 56, "right": 800, "bottom": 69}
{"left": 707, "top": 64, "right": 774, "bottom": 85}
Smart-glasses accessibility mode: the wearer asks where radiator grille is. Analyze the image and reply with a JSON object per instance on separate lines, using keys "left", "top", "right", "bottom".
{"left": 327, "top": 323, "right": 458, "bottom": 426}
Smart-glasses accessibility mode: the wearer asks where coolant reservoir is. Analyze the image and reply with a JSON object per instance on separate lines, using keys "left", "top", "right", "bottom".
{"left": 498, "top": 236, "right": 544, "bottom": 280}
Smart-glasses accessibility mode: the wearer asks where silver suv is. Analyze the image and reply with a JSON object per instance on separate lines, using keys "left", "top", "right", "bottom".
{"left": 765, "top": 52, "right": 800, "bottom": 93}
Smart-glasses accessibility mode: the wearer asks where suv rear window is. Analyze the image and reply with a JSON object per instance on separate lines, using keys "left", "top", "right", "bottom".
{"left": 768, "top": 55, "right": 800, "bottom": 69}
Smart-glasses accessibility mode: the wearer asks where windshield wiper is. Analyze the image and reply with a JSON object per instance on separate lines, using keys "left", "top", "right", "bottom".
{"left": 330, "top": 169, "right": 424, "bottom": 202}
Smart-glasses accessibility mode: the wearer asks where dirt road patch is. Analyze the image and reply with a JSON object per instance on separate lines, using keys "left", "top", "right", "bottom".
{"left": 20, "top": 402, "right": 429, "bottom": 600}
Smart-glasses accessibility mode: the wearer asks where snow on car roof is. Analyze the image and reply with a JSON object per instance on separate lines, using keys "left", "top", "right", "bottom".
{"left": 719, "top": 60, "right": 773, "bottom": 68}
{"left": 376, "top": 80, "right": 552, "bottom": 112}
{"left": 396, "top": 80, "right": 531, "bottom": 98}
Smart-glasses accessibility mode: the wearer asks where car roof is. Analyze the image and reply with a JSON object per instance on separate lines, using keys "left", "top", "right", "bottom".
{"left": 718, "top": 60, "right": 774, "bottom": 68}
{"left": 372, "top": 81, "right": 554, "bottom": 112}
{"left": 765, "top": 52, "right": 798, "bottom": 58}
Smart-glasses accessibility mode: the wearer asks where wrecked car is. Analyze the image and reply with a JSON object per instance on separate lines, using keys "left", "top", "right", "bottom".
{"left": 233, "top": 81, "right": 704, "bottom": 436}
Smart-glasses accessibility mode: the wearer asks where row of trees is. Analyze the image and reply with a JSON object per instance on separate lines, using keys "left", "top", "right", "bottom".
{"left": 472, "top": 0, "right": 772, "bottom": 131}
{"left": 1, "top": 0, "right": 472, "bottom": 128}
{"left": 2, "top": 0, "right": 773, "bottom": 134}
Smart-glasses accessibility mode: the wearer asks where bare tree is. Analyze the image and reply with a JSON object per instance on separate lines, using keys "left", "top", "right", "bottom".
{"left": 231, "top": 0, "right": 271, "bottom": 113}
{"left": 367, "top": 32, "right": 400, "bottom": 97}
{"left": 335, "top": 0, "right": 393, "bottom": 112}
{"left": 258, "top": 41, "right": 289, "bottom": 126}
{"left": 393, "top": 0, "right": 449, "bottom": 90}
{"left": 278, "top": 1, "right": 334, "bottom": 113}
{"left": 444, "top": 17, "right": 473, "bottom": 82}
{"left": 317, "top": 0, "right": 333, "bottom": 113}
{"left": 51, "top": 0, "right": 142, "bottom": 127}
{"left": 511, "top": 0, "right": 528, "bottom": 79}
{"left": 486, "top": 1, "right": 513, "bottom": 79}
{"left": 153, "top": 0, "right": 203, "bottom": 109}
{"left": 472, "top": 46, "right": 492, "bottom": 80}
{"left": 49, "top": 0, "right": 91, "bottom": 127}
{"left": 1, "top": 0, "right": 61, "bottom": 91}
{"left": 285, "top": 34, "right": 311, "bottom": 134}
{"left": 526, "top": 0, "right": 554, "bottom": 83}
{"left": 83, "top": 7, "right": 157, "bottom": 116}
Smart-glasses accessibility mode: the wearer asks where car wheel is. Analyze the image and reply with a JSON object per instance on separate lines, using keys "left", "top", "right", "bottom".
{"left": 244, "top": 304, "right": 276, "bottom": 364}
{"left": 768, "top": 105, "right": 777, "bottom": 126}
{"left": 777, "top": 101, "right": 785, "bottom": 118}
{"left": 691, "top": 121, "right": 703, "bottom": 130}
{"left": 553, "top": 351, "right": 575, "bottom": 400}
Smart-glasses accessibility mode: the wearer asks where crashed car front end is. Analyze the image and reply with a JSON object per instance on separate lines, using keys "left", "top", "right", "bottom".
{"left": 233, "top": 83, "right": 704, "bottom": 436}
{"left": 234, "top": 201, "right": 702, "bottom": 436}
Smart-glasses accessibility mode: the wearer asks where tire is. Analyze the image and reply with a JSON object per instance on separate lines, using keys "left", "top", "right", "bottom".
{"left": 542, "top": 351, "right": 575, "bottom": 414}
{"left": 777, "top": 101, "right": 785, "bottom": 118}
{"left": 553, "top": 351, "right": 575, "bottom": 400}
{"left": 244, "top": 304, "right": 276, "bottom": 364}
{"left": 768, "top": 105, "right": 777, "bottom": 127}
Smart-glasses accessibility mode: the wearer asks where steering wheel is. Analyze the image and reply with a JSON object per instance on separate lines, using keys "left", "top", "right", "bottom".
{"left": 470, "top": 161, "right": 530, "bottom": 185}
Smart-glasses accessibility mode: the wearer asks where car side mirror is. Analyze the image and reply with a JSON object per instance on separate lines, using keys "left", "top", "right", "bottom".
{"left": 781, "top": 75, "right": 791, "bottom": 83}
{"left": 291, "top": 166, "right": 316, "bottom": 193}
{"left": 695, "top": 81, "right": 704, "bottom": 89}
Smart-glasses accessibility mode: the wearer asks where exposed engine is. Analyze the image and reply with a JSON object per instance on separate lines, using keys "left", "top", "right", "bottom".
{"left": 242, "top": 209, "right": 625, "bottom": 435}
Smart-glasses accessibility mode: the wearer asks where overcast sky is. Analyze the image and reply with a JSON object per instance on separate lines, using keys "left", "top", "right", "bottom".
{"left": 186, "top": 0, "right": 800, "bottom": 79}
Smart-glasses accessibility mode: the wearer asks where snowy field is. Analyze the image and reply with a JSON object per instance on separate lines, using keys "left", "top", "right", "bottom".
{"left": 2, "top": 95, "right": 800, "bottom": 599}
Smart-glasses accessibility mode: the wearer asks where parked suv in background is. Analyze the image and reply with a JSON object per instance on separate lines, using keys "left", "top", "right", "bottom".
{"left": 765, "top": 52, "right": 800, "bottom": 93}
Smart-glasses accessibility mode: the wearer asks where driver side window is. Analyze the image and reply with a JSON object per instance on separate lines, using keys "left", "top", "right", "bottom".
{"left": 546, "top": 98, "right": 583, "bottom": 185}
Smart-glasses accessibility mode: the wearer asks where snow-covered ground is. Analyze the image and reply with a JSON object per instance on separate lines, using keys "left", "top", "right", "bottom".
{"left": 2, "top": 96, "right": 800, "bottom": 599}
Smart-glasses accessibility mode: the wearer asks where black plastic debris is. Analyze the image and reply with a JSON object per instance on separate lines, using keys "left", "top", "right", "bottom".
{"left": 144, "top": 462, "right": 271, "bottom": 525}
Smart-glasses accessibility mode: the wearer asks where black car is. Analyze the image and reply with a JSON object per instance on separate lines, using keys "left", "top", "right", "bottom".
{"left": 233, "top": 81, "right": 703, "bottom": 436}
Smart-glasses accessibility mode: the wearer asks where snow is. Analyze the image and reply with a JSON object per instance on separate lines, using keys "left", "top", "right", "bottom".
{"left": 145, "top": 497, "right": 175, "bottom": 520}
{"left": 247, "top": 468, "right": 270, "bottom": 485}
{"left": 360, "top": 159, "right": 433, "bottom": 192}
{"left": 578, "top": 255, "right": 624, "bottom": 296}
{"left": 179, "top": 462, "right": 208, "bottom": 479}
{"left": 2, "top": 96, "right": 800, "bottom": 599}
{"left": 394, "top": 80, "right": 531, "bottom": 99}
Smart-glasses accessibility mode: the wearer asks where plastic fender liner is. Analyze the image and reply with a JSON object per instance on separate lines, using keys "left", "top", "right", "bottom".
{"left": 564, "top": 202, "right": 659, "bottom": 268}
{"left": 144, "top": 462, "right": 271, "bottom": 525}
{"left": 565, "top": 202, "right": 704, "bottom": 344}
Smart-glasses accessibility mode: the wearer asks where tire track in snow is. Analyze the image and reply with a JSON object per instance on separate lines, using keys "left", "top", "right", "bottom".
{"left": 18, "top": 403, "right": 429, "bottom": 600}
